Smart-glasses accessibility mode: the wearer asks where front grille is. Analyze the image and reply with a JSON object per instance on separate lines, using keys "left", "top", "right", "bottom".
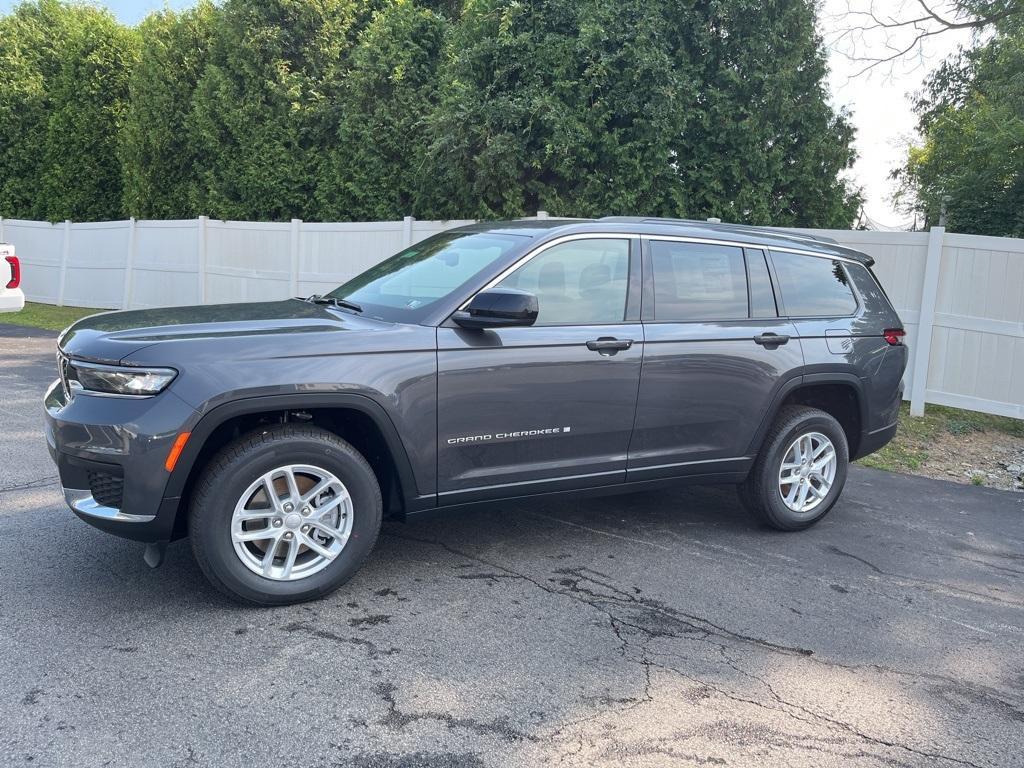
{"left": 87, "top": 470, "right": 124, "bottom": 509}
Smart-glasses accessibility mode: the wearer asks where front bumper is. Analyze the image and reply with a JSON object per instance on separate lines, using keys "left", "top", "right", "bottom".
{"left": 44, "top": 379, "right": 199, "bottom": 543}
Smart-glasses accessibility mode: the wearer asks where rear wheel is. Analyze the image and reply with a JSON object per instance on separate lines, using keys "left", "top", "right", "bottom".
{"left": 189, "top": 425, "right": 382, "bottom": 605}
{"left": 740, "top": 406, "right": 849, "bottom": 531}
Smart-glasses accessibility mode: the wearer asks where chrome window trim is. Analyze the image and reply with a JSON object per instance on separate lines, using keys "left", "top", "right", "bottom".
{"left": 459, "top": 233, "right": 641, "bottom": 310}
{"left": 456, "top": 231, "right": 862, "bottom": 313}
{"left": 645, "top": 235, "right": 862, "bottom": 264}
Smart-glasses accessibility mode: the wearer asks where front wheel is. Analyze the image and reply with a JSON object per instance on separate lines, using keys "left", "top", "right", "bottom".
{"left": 189, "top": 425, "right": 382, "bottom": 605}
{"left": 740, "top": 405, "right": 849, "bottom": 531}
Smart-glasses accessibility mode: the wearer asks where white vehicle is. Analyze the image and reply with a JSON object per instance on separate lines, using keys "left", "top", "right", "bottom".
{"left": 0, "top": 244, "right": 24, "bottom": 313}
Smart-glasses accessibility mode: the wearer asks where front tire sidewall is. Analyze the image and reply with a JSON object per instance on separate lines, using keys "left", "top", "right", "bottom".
{"left": 754, "top": 411, "right": 849, "bottom": 531}
{"left": 192, "top": 434, "right": 381, "bottom": 605}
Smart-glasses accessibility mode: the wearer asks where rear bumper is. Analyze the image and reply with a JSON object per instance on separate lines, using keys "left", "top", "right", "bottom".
{"left": 44, "top": 379, "right": 197, "bottom": 543}
{"left": 0, "top": 289, "right": 25, "bottom": 312}
{"left": 852, "top": 421, "right": 898, "bottom": 461}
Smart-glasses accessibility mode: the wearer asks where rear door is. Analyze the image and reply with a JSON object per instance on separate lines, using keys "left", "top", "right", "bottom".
{"left": 627, "top": 238, "right": 802, "bottom": 480}
{"left": 436, "top": 235, "right": 643, "bottom": 502}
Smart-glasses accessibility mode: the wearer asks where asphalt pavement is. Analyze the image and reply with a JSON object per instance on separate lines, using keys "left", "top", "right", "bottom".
{"left": 1, "top": 324, "right": 1023, "bottom": 768}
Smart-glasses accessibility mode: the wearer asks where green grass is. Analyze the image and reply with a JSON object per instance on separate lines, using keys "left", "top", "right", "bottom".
{"left": 857, "top": 401, "right": 1024, "bottom": 474}
{"left": 0, "top": 301, "right": 106, "bottom": 332}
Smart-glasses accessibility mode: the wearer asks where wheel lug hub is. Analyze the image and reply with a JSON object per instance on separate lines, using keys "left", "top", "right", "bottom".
{"left": 283, "top": 503, "right": 294, "bottom": 512}
{"left": 284, "top": 532, "right": 293, "bottom": 540}
{"left": 301, "top": 524, "right": 310, "bottom": 533}
{"left": 273, "top": 518, "right": 283, "bottom": 527}
{"left": 301, "top": 507, "right": 310, "bottom": 516}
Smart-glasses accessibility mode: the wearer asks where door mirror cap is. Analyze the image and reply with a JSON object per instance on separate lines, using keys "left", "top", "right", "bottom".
{"left": 452, "top": 287, "right": 538, "bottom": 330}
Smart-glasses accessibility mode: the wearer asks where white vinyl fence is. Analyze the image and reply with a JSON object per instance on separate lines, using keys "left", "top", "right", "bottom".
{"left": 1, "top": 215, "right": 1022, "bottom": 420}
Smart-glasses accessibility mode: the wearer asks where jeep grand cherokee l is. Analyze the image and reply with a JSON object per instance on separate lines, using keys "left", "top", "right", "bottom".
{"left": 44, "top": 218, "right": 907, "bottom": 604}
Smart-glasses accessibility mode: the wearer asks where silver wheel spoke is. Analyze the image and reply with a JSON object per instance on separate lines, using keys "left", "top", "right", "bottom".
{"left": 300, "top": 478, "right": 336, "bottom": 504}
{"left": 308, "top": 518, "right": 345, "bottom": 540}
{"left": 778, "top": 432, "right": 837, "bottom": 514}
{"left": 231, "top": 463, "right": 355, "bottom": 582}
{"left": 299, "top": 532, "right": 336, "bottom": 560}
{"left": 806, "top": 482, "right": 826, "bottom": 499}
{"left": 311, "top": 490, "right": 350, "bottom": 519}
{"left": 811, "top": 451, "right": 835, "bottom": 471}
{"left": 280, "top": 537, "right": 300, "bottom": 579}
{"left": 234, "top": 527, "right": 274, "bottom": 543}
{"left": 261, "top": 536, "right": 280, "bottom": 576}
{"left": 284, "top": 468, "right": 301, "bottom": 505}
{"left": 263, "top": 477, "right": 283, "bottom": 513}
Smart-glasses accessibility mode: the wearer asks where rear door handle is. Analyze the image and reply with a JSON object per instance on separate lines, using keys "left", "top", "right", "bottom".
{"left": 586, "top": 337, "right": 633, "bottom": 355}
{"left": 754, "top": 333, "right": 790, "bottom": 348}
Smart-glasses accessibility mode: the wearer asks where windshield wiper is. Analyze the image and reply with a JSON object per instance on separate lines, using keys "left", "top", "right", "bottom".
{"left": 306, "top": 295, "right": 363, "bottom": 313}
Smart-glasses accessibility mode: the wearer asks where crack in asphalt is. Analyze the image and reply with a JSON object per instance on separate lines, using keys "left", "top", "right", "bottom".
{"left": 384, "top": 529, "right": 1005, "bottom": 767}
{"left": 373, "top": 681, "right": 533, "bottom": 743}
{"left": 713, "top": 647, "right": 988, "bottom": 768}
{"left": 283, "top": 620, "right": 399, "bottom": 661}
{"left": 0, "top": 474, "right": 58, "bottom": 495}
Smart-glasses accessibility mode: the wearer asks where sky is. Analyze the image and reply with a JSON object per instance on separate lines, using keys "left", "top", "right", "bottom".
{"left": 0, "top": 0, "right": 978, "bottom": 227}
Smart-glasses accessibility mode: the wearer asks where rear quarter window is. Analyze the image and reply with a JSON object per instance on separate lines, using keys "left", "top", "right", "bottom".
{"left": 769, "top": 251, "right": 858, "bottom": 317}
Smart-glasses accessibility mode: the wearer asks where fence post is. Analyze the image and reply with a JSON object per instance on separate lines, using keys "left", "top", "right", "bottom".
{"left": 909, "top": 225, "right": 945, "bottom": 416}
{"left": 403, "top": 216, "right": 414, "bottom": 247}
{"left": 197, "top": 215, "right": 208, "bottom": 304}
{"left": 290, "top": 218, "right": 302, "bottom": 298}
{"left": 57, "top": 219, "right": 71, "bottom": 307}
{"left": 122, "top": 217, "right": 136, "bottom": 310}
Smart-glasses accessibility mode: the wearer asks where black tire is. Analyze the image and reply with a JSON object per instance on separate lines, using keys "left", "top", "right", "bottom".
{"left": 189, "top": 425, "right": 382, "bottom": 605}
{"left": 740, "top": 405, "right": 849, "bottom": 531}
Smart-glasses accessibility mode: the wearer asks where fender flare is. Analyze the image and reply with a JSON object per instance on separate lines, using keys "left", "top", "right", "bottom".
{"left": 162, "top": 392, "right": 430, "bottom": 514}
{"left": 745, "top": 372, "right": 867, "bottom": 457}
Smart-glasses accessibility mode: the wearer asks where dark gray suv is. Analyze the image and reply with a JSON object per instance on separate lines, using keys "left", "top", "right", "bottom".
{"left": 44, "top": 218, "right": 907, "bottom": 604}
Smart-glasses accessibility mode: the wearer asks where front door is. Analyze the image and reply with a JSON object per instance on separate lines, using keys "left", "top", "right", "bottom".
{"left": 628, "top": 239, "right": 803, "bottom": 480}
{"left": 436, "top": 236, "right": 643, "bottom": 503}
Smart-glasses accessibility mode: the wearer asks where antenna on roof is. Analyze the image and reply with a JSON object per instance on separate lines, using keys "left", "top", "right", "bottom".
{"left": 706, "top": 217, "right": 722, "bottom": 224}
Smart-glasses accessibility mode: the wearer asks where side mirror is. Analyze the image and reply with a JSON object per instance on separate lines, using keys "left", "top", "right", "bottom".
{"left": 452, "top": 287, "right": 538, "bottom": 330}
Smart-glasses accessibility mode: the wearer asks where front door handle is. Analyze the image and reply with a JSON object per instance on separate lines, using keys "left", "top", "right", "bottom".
{"left": 754, "top": 332, "right": 790, "bottom": 349}
{"left": 586, "top": 337, "right": 633, "bottom": 356}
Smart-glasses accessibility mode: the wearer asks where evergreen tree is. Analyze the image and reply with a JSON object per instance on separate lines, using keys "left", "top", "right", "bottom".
{"left": 0, "top": 0, "right": 137, "bottom": 221}
{"left": 186, "top": 0, "right": 365, "bottom": 220}
{"left": 121, "top": 1, "right": 216, "bottom": 218}
{"left": 316, "top": 0, "right": 447, "bottom": 220}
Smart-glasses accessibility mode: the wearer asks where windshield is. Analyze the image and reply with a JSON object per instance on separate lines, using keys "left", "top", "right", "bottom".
{"left": 326, "top": 231, "right": 527, "bottom": 322}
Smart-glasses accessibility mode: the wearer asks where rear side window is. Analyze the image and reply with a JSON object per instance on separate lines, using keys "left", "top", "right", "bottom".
{"left": 650, "top": 241, "right": 748, "bottom": 321}
{"left": 770, "top": 251, "right": 857, "bottom": 317}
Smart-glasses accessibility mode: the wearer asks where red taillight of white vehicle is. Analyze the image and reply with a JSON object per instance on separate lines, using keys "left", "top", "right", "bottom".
{"left": 4, "top": 256, "right": 19, "bottom": 289}
{"left": 883, "top": 328, "right": 905, "bottom": 346}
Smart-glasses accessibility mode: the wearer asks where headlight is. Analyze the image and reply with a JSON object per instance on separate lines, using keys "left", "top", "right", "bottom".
{"left": 66, "top": 360, "right": 177, "bottom": 397}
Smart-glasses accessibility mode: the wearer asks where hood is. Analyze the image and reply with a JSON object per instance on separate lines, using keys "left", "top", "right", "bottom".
{"left": 58, "top": 299, "right": 401, "bottom": 364}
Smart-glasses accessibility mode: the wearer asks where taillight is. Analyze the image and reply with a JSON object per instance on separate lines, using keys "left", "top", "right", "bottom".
{"left": 5, "top": 256, "right": 19, "bottom": 289}
{"left": 883, "top": 328, "right": 905, "bottom": 346}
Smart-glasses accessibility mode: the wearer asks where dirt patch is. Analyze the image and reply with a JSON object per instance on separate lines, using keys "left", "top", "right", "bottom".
{"left": 894, "top": 428, "right": 1024, "bottom": 491}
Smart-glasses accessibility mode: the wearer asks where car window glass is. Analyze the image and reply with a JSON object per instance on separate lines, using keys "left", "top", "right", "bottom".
{"left": 745, "top": 248, "right": 778, "bottom": 318}
{"left": 771, "top": 251, "right": 857, "bottom": 316}
{"left": 328, "top": 231, "right": 525, "bottom": 321}
{"left": 650, "top": 241, "right": 748, "bottom": 321}
{"left": 497, "top": 239, "right": 630, "bottom": 325}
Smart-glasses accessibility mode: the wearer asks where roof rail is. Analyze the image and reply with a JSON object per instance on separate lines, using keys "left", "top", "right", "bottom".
{"left": 597, "top": 216, "right": 838, "bottom": 245}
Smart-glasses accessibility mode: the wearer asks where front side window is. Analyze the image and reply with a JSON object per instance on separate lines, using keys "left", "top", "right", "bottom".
{"left": 496, "top": 239, "right": 631, "bottom": 325}
{"left": 770, "top": 251, "right": 857, "bottom": 317}
{"left": 650, "top": 240, "right": 748, "bottom": 321}
{"left": 328, "top": 231, "right": 527, "bottom": 322}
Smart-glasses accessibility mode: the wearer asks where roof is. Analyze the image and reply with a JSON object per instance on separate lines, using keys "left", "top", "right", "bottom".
{"left": 449, "top": 217, "right": 873, "bottom": 266}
